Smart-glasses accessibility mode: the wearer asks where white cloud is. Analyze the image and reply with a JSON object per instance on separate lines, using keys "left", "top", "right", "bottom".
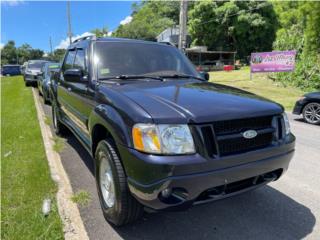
{"left": 120, "top": 16, "right": 132, "bottom": 25}
{"left": 1, "top": 0, "right": 25, "bottom": 6}
{"left": 0, "top": 43, "right": 4, "bottom": 49}
{"left": 55, "top": 32, "right": 94, "bottom": 49}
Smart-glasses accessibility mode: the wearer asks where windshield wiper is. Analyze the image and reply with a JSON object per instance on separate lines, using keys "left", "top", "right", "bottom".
{"left": 99, "top": 75, "right": 164, "bottom": 81}
{"left": 158, "top": 74, "right": 205, "bottom": 81}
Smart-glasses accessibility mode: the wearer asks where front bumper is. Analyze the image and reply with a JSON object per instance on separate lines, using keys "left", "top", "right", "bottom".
{"left": 24, "top": 74, "right": 38, "bottom": 82}
{"left": 119, "top": 134, "right": 295, "bottom": 210}
{"left": 293, "top": 99, "right": 307, "bottom": 115}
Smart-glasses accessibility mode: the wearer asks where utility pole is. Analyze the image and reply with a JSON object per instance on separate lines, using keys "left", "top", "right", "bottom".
{"left": 67, "top": 1, "right": 73, "bottom": 45}
{"left": 49, "top": 36, "right": 53, "bottom": 55}
{"left": 178, "top": 0, "right": 188, "bottom": 51}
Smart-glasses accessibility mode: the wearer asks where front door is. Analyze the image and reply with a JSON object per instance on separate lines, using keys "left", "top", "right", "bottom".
{"left": 58, "top": 48, "right": 94, "bottom": 145}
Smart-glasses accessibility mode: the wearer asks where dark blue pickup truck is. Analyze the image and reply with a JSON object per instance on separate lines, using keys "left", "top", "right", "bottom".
{"left": 51, "top": 36, "right": 295, "bottom": 226}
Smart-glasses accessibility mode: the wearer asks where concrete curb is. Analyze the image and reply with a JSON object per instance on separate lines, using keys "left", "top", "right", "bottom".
{"left": 32, "top": 88, "right": 89, "bottom": 240}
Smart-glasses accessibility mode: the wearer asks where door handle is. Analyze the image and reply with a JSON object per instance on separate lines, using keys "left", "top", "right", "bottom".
{"left": 67, "top": 87, "right": 72, "bottom": 92}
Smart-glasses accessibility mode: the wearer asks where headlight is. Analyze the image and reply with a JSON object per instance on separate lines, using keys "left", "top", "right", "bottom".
{"left": 282, "top": 113, "right": 290, "bottom": 135}
{"left": 132, "top": 124, "right": 195, "bottom": 154}
{"left": 26, "top": 70, "right": 32, "bottom": 74}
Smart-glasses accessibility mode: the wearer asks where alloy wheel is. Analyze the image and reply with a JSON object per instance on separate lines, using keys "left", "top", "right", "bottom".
{"left": 303, "top": 103, "right": 320, "bottom": 124}
{"left": 99, "top": 156, "right": 115, "bottom": 208}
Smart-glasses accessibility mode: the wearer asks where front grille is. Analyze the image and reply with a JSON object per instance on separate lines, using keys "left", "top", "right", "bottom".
{"left": 218, "top": 132, "right": 273, "bottom": 156}
{"left": 214, "top": 115, "right": 273, "bottom": 135}
{"left": 199, "top": 115, "right": 283, "bottom": 157}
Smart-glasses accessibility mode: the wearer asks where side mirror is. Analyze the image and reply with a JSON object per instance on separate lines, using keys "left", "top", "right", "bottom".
{"left": 63, "top": 68, "right": 84, "bottom": 82}
{"left": 199, "top": 71, "right": 210, "bottom": 81}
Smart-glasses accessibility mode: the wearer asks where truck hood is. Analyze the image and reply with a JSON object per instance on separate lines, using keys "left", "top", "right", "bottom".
{"left": 107, "top": 80, "right": 283, "bottom": 124}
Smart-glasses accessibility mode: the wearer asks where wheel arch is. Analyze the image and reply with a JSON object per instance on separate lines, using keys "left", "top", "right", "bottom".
{"left": 302, "top": 99, "right": 320, "bottom": 112}
{"left": 91, "top": 124, "right": 115, "bottom": 158}
{"left": 90, "top": 104, "right": 132, "bottom": 158}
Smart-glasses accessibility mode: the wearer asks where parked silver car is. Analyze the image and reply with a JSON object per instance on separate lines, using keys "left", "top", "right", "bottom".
{"left": 23, "top": 60, "right": 49, "bottom": 86}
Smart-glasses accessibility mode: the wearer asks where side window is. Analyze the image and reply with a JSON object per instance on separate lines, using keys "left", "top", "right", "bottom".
{"left": 63, "top": 50, "right": 76, "bottom": 72}
{"left": 74, "top": 49, "right": 86, "bottom": 71}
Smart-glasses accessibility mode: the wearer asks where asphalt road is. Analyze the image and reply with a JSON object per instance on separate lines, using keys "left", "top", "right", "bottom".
{"left": 41, "top": 98, "right": 320, "bottom": 240}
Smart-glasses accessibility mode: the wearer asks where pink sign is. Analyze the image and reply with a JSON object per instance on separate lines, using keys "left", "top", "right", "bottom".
{"left": 251, "top": 51, "right": 296, "bottom": 73}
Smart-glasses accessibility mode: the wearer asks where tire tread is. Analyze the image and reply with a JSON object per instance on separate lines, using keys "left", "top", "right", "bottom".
{"left": 97, "top": 140, "right": 144, "bottom": 226}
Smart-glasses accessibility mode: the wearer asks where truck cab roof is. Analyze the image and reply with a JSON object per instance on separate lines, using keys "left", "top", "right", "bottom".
{"left": 68, "top": 36, "right": 173, "bottom": 50}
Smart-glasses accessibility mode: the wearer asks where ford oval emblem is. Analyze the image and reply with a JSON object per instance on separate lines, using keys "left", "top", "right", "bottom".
{"left": 243, "top": 130, "right": 257, "bottom": 139}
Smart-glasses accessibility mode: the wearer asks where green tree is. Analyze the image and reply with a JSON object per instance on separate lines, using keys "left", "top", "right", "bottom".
{"left": 16, "top": 43, "right": 33, "bottom": 64}
{"left": 301, "top": 2, "right": 320, "bottom": 54}
{"left": 1, "top": 40, "right": 17, "bottom": 64}
{"left": 272, "top": 1, "right": 320, "bottom": 90}
{"left": 272, "top": 1, "right": 320, "bottom": 56}
{"left": 29, "top": 49, "right": 44, "bottom": 60}
{"left": 48, "top": 48, "right": 66, "bottom": 62}
{"left": 188, "top": 1, "right": 278, "bottom": 59}
{"left": 91, "top": 26, "right": 109, "bottom": 37}
{"left": 113, "top": 1, "right": 180, "bottom": 40}
{"left": 1, "top": 41, "right": 46, "bottom": 65}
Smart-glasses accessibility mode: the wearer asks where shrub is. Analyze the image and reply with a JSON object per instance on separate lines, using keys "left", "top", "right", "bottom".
{"left": 270, "top": 54, "right": 320, "bottom": 91}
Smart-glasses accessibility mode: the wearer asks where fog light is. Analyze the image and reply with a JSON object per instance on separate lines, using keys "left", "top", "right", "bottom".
{"left": 161, "top": 188, "right": 172, "bottom": 198}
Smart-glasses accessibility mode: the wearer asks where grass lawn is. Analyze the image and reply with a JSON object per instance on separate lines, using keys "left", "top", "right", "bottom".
{"left": 210, "top": 67, "right": 304, "bottom": 111}
{"left": 1, "top": 76, "right": 64, "bottom": 239}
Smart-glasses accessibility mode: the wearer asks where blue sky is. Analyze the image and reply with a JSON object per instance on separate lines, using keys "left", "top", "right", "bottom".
{"left": 1, "top": 1, "right": 136, "bottom": 51}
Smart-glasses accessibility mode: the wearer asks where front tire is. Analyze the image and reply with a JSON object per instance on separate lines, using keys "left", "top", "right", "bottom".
{"left": 303, "top": 102, "right": 320, "bottom": 125}
{"left": 43, "top": 90, "right": 50, "bottom": 105}
{"left": 95, "top": 140, "right": 144, "bottom": 226}
{"left": 52, "top": 104, "right": 68, "bottom": 135}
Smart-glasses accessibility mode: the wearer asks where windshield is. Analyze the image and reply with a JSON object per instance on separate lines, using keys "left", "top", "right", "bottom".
{"left": 95, "top": 42, "right": 199, "bottom": 79}
{"left": 28, "top": 61, "right": 47, "bottom": 69}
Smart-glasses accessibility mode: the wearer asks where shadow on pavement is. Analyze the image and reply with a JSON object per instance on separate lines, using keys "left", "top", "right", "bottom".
{"left": 115, "top": 187, "right": 315, "bottom": 240}
{"left": 293, "top": 118, "right": 306, "bottom": 123}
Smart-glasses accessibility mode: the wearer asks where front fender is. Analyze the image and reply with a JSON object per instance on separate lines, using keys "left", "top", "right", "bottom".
{"left": 89, "top": 104, "right": 132, "bottom": 147}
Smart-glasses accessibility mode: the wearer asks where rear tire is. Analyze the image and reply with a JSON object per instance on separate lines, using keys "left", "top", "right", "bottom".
{"left": 95, "top": 140, "right": 144, "bottom": 226}
{"left": 52, "top": 104, "right": 68, "bottom": 136}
